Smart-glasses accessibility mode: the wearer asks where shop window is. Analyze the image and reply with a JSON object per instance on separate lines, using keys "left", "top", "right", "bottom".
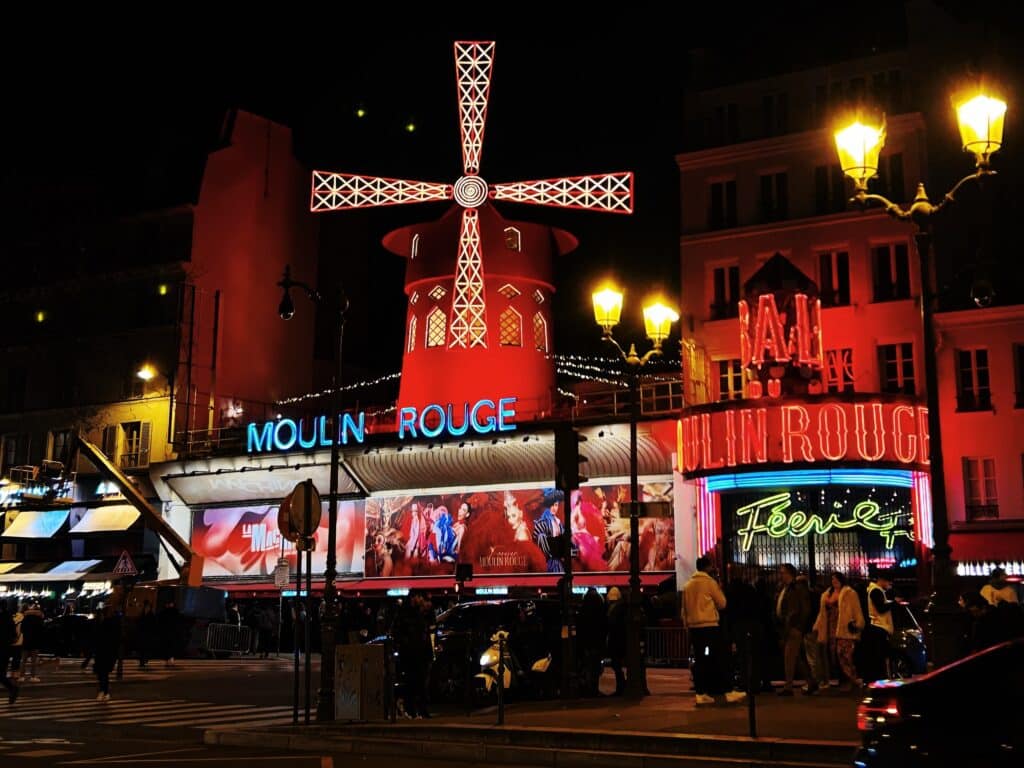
{"left": 878, "top": 342, "right": 915, "bottom": 395}
{"left": 718, "top": 359, "right": 743, "bottom": 401}
{"left": 407, "top": 315, "right": 417, "bottom": 353}
{"left": 710, "top": 264, "right": 740, "bottom": 320}
{"left": 872, "top": 243, "right": 911, "bottom": 302}
{"left": 818, "top": 251, "right": 850, "bottom": 307}
{"left": 533, "top": 312, "right": 548, "bottom": 353}
{"left": 708, "top": 179, "right": 737, "bottom": 230}
{"left": 498, "top": 283, "right": 521, "bottom": 299}
{"left": 956, "top": 349, "right": 992, "bottom": 411}
{"left": 425, "top": 308, "right": 446, "bottom": 348}
{"left": 428, "top": 285, "right": 447, "bottom": 301}
{"left": 503, "top": 227, "right": 521, "bottom": 252}
{"left": 759, "top": 172, "right": 788, "bottom": 222}
{"left": 499, "top": 308, "right": 522, "bottom": 347}
{"left": 825, "top": 348, "right": 855, "bottom": 393}
{"left": 963, "top": 457, "right": 998, "bottom": 520}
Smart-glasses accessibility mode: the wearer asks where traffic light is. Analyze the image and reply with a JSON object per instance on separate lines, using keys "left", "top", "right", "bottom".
{"left": 554, "top": 425, "right": 588, "bottom": 492}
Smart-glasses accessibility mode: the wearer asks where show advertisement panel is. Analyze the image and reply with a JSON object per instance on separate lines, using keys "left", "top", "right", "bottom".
{"left": 365, "top": 481, "right": 675, "bottom": 577}
{"left": 191, "top": 502, "right": 364, "bottom": 578}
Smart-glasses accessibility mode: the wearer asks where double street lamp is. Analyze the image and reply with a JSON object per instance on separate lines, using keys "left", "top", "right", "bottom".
{"left": 591, "top": 286, "right": 679, "bottom": 699}
{"left": 277, "top": 265, "right": 349, "bottom": 720}
{"left": 833, "top": 91, "right": 1007, "bottom": 664}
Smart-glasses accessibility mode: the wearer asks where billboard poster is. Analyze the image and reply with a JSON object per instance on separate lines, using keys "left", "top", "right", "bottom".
{"left": 191, "top": 501, "right": 364, "bottom": 578}
{"left": 363, "top": 480, "right": 675, "bottom": 577}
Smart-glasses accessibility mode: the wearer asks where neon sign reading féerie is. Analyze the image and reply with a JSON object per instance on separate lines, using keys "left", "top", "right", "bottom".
{"left": 734, "top": 492, "right": 914, "bottom": 551}
{"left": 678, "top": 399, "right": 929, "bottom": 474}
{"left": 246, "top": 397, "right": 517, "bottom": 453}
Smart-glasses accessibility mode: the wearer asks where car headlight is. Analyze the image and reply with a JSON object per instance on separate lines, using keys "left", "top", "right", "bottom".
{"left": 480, "top": 649, "right": 499, "bottom": 668}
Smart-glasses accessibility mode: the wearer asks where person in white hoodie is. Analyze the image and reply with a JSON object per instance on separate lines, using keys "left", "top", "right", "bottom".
{"left": 682, "top": 557, "right": 746, "bottom": 706}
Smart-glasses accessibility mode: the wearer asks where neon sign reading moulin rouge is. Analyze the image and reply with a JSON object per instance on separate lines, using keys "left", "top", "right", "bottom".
{"left": 736, "top": 492, "right": 914, "bottom": 551}
{"left": 247, "top": 397, "right": 517, "bottom": 453}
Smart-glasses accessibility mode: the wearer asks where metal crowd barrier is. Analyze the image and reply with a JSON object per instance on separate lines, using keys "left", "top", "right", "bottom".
{"left": 645, "top": 626, "right": 689, "bottom": 667}
{"left": 205, "top": 623, "right": 253, "bottom": 656}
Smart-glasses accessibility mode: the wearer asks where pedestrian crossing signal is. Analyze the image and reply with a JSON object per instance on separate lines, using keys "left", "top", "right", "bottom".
{"left": 113, "top": 550, "right": 138, "bottom": 576}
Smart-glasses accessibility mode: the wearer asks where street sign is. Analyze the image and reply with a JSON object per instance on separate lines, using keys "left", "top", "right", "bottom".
{"left": 278, "top": 491, "right": 300, "bottom": 543}
{"left": 273, "top": 558, "right": 290, "bottom": 588}
{"left": 113, "top": 550, "right": 138, "bottom": 576}
{"left": 288, "top": 480, "right": 322, "bottom": 537}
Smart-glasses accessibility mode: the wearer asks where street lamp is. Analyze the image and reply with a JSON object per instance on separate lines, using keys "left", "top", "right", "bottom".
{"left": 136, "top": 364, "right": 158, "bottom": 382}
{"left": 833, "top": 90, "right": 1007, "bottom": 665}
{"left": 591, "top": 283, "right": 678, "bottom": 699}
{"left": 277, "top": 264, "right": 349, "bottom": 720}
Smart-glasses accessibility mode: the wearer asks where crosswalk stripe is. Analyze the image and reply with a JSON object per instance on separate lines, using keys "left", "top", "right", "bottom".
{"left": 204, "top": 716, "right": 296, "bottom": 730}
{"left": 15, "top": 702, "right": 186, "bottom": 721}
{"left": 145, "top": 707, "right": 295, "bottom": 728}
{"left": 59, "top": 703, "right": 195, "bottom": 721}
{"left": 103, "top": 705, "right": 281, "bottom": 726}
{"left": 1, "top": 699, "right": 188, "bottom": 719}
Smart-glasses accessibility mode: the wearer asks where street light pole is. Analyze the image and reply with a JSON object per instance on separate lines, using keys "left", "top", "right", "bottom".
{"left": 277, "top": 265, "right": 349, "bottom": 720}
{"left": 591, "top": 287, "right": 679, "bottom": 699}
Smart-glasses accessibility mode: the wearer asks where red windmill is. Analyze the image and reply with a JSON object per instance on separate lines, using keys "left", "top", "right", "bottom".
{"left": 311, "top": 41, "right": 633, "bottom": 421}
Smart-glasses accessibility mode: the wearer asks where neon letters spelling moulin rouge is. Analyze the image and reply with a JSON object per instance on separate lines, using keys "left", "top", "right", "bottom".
{"left": 246, "top": 397, "right": 517, "bottom": 453}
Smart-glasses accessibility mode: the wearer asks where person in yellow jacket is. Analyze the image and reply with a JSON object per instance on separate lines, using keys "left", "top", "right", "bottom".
{"left": 682, "top": 557, "right": 746, "bottom": 706}
{"left": 830, "top": 573, "right": 864, "bottom": 692}
{"left": 981, "top": 568, "right": 1019, "bottom": 606}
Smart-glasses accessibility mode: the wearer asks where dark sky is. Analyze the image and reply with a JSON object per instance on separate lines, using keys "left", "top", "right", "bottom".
{"left": 3, "top": 3, "right": 1020, "bottom": 389}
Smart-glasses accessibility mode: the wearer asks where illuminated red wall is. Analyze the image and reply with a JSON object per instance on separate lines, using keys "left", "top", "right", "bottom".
{"left": 383, "top": 204, "right": 577, "bottom": 419}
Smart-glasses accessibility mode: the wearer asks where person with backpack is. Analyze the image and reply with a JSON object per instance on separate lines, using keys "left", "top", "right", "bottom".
{"left": 1, "top": 601, "right": 19, "bottom": 704}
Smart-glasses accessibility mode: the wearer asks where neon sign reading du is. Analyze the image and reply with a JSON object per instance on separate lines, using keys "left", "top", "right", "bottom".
{"left": 246, "top": 397, "right": 517, "bottom": 453}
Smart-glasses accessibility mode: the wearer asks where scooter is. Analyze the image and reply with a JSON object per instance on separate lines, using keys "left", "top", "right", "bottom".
{"left": 475, "top": 630, "right": 552, "bottom": 696}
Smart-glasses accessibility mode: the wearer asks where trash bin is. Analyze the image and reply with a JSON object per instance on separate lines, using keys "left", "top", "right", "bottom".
{"left": 335, "top": 643, "right": 387, "bottom": 720}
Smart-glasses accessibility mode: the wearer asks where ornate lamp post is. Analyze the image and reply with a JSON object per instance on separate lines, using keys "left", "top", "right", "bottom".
{"left": 277, "top": 265, "right": 349, "bottom": 720}
{"left": 833, "top": 91, "right": 1007, "bottom": 665}
{"left": 591, "top": 285, "right": 679, "bottom": 698}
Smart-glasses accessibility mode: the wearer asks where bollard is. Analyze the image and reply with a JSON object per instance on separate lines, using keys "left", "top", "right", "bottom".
{"left": 386, "top": 637, "right": 397, "bottom": 723}
{"left": 746, "top": 630, "right": 757, "bottom": 739}
{"left": 496, "top": 633, "right": 505, "bottom": 726}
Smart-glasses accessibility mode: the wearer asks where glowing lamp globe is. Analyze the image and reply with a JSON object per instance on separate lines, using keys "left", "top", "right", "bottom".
{"left": 642, "top": 302, "right": 679, "bottom": 344}
{"left": 957, "top": 94, "right": 1006, "bottom": 165}
{"left": 136, "top": 364, "right": 157, "bottom": 382}
{"left": 592, "top": 287, "right": 624, "bottom": 331}
{"left": 834, "top": 120, "right": 886, "bottom": 187}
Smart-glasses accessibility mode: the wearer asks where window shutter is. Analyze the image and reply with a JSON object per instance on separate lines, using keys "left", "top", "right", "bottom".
{"left": 139, "top": 422, "right": 152, "bottom": 467}
{"left": 102, "top": 425, "right": 119, "bottom": 459}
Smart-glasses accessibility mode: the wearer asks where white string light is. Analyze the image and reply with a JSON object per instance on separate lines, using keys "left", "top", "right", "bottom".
{"left": 276, "top": 372, "right": 402, "bottom": 405}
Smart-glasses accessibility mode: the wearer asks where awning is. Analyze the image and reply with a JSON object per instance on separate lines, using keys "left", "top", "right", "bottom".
{"left": 1, "top": 560, "right": 105, "bottom": 583}
{"left": 950, "top": 530, "right": 1024, "bottom": 563}
{"left": 70, "top": 505, "right": 141, "bottom": 534}
{"left": 2, "top": 509, "right": 70, "bottom": 539}
{"left": 0, "top": 562, "right": 21, "bottom": 574}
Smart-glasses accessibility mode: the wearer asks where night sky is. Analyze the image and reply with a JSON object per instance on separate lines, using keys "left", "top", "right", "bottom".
{"left": 2, "top": 4, "right": 1020, "bottom": 390}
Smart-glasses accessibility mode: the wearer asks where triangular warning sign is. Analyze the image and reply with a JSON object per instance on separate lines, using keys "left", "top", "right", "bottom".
{"left": 113, "top": 550, "right": 138, "bottom": 576}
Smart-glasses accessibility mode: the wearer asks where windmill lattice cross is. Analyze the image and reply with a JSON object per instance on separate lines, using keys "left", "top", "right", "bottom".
{"left": 311, "top": 41, "right": 634, "bottom": 349}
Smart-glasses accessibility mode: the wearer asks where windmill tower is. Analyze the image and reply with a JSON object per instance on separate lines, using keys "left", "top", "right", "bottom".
{"left": 311, "top": 41, "right": 633, "bottom": 420}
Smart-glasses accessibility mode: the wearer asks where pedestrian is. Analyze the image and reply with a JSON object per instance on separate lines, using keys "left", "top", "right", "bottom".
{"left": 21, "top": 601, "right": 44, "bottom": 683}
{"left": 576, "top": 587, "right": 606, "bottom": 696}
{"left": 137, "top": 600, "right": 156, "bottom": 669}
{"left": 806, "top": 577, "right": 836, "bottom": 691}
{"left": 774, "top": 563, "right": 814, "bottom": 696}
{"left": 1, "top": 601, "right": 19, "bottom": 704}
{"left": 157, "top": 600, "right": 182, "bottom": 667}
{"left": 9, "top": 602, "right": 24, "bottom": 685}
{"left": 863, "top": 570, "right": 896, "bottom": 682}
{"left": 605, "top": 587, "right": 627, "bottom": 696}
{"left": 981, "top": 567, "right": 1019, "bottom": 607}
{"left": 80, "top": 606, "right": 97, "bottom": 672}
{"left": 830, "top": 573, "right": 864, "bottom": 692}
{"left": 396, "top": 592, "right": 433, "bottom": 718}
{"left": 682, "top": 557, "right": 745, "bottom": 706}
{"left": 258, "top": 606, "right": 275, "bottom": 658}
{"left": 93, "top": 604, "right": 121, "bottom": 702}
{"left": 963, "top": 591, "right": 1024, "bottom": 652}
{"left": 724, "top": 567, "right": 764, "bottom": 693}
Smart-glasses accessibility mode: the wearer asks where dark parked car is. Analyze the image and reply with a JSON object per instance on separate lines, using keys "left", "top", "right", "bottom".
{"left": 854, "top": 639, "right": 1023, "bottom": 767}
{"left": 888, "top": 601, "right": 927, "bottom": 677}
{"left": 429, "top": 599, "right": 562, "bottom": 702}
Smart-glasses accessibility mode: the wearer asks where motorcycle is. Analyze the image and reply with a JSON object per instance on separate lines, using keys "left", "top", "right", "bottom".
{"left": 475, "top": 629, "right": 552, "bottom": 696}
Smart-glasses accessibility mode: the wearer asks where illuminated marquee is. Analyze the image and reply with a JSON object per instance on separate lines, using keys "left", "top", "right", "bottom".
{"left": 739, "top": 293, "right": 824, "bottom": 370}
{"left": 678, "top": 399, "right": 929, "bottom": 474}
{"left": 735, "top": 491, "right": 914, "bottom": 551}
{"left": 246, "top": 396, "right": 517, "bottom": 453}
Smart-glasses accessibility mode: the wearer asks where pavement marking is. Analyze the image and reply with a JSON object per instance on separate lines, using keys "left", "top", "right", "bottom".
{"left": 146, "top": 707, "right": 295, "bottom": 728}
{"left": 60, "top": 746, "right": 206, "bottom": 765}
{"left": 102, "top": 705, "right": 281, "bottom": 725}
{"left": 63, "top": 758, "right": 328, "bottom": 765}
{"left": 8, "top": 749, "right": 76, "bottom": 758}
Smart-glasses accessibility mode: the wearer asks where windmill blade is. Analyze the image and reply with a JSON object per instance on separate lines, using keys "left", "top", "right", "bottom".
{"left": 454, "top": 41, "right": 495, "bottom": 176}
{"left": 310, "top": 171, "right": 452, "bottom": 211}
{"left": 492, "top": 172, "right": 634, "bottom": 213}
{"left": 449, "top": 208, "right": 488, "bottom": 349}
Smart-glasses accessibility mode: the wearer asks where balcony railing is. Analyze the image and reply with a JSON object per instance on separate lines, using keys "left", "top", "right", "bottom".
{"left": 966, "top": 504, "right": 1000, "bottom": 522}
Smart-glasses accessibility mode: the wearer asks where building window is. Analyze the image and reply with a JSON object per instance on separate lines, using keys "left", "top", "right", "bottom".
{"left": 119, "top": 421, "right": 151, "bottom": 469}
{"left": 124, "top": 365, "right": 145, "bottom": 400}
{"left": 497, "top": 283, "right": 520, "bottom": 299}
{"left": 872, "top": 243, "right": 911, "bottom": 302}
{"left": 409, "top": 290, "right": 420, "bottom": 306}
{"left": 717, "top": 359, "right": 743, "bottom": 401}
{"left": 533, "top": 289, "right": 544, "bottom": 305}
{"left": 870, "top": 154, "right": 905, "bottom": 203}
{"left": 956, "top": 349, "right": 992, "bottom": 411}
{"left": 762, "top": 92, "right": 788, "bottom": 137}
{"left": 710, "top": 264, "right": 740, "bottom": 320}
{"left": 715, "top": 103, "right": 738, "bottom": 143}
{"left": 5, "top": 367, "right": 27, "bottom": 412}
{"left": 708, "top": 180, "right": 737, "bottom": 230}
{"left": 824, "top": 348, "right": 855, "bottom": 393}
{"left": 499, "top": 308, "right": 522, "bottom": 347}
{"left": 963, "top": 457, "right": 998, "bottom": 520}
{"left": 759, "top": 172, "right": 788, "bottom": 222}
{"left": 407, "top": 315, "right": 417, "bottom": 353}
{"left": 48, "top": 429, "right": 73, "bottom": 464}
{"left": 533, "top": 312, "right": 548, "bottom": 353}
{"left": 425, "top": 308, "right": 446, "bottom": 348}
{"left": 503, "top": 227, "right": 521, "bottom": 252}
{"left": 1, "top": 433, "right": 31, "bottom": 478}
{"left": 411, "top": 233, "right": 420, "bottom": 259}
{"left": 428, "top": 285, "right": 447, "bottom": 301}
{"left": 878, "top": 342, "right": 915, "bottom": 395}
{"left": 818, "top": 251, "right": 850, "bottom": 307}
{"left": 814, "top": 164, "right": 847, "bottom": 215}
